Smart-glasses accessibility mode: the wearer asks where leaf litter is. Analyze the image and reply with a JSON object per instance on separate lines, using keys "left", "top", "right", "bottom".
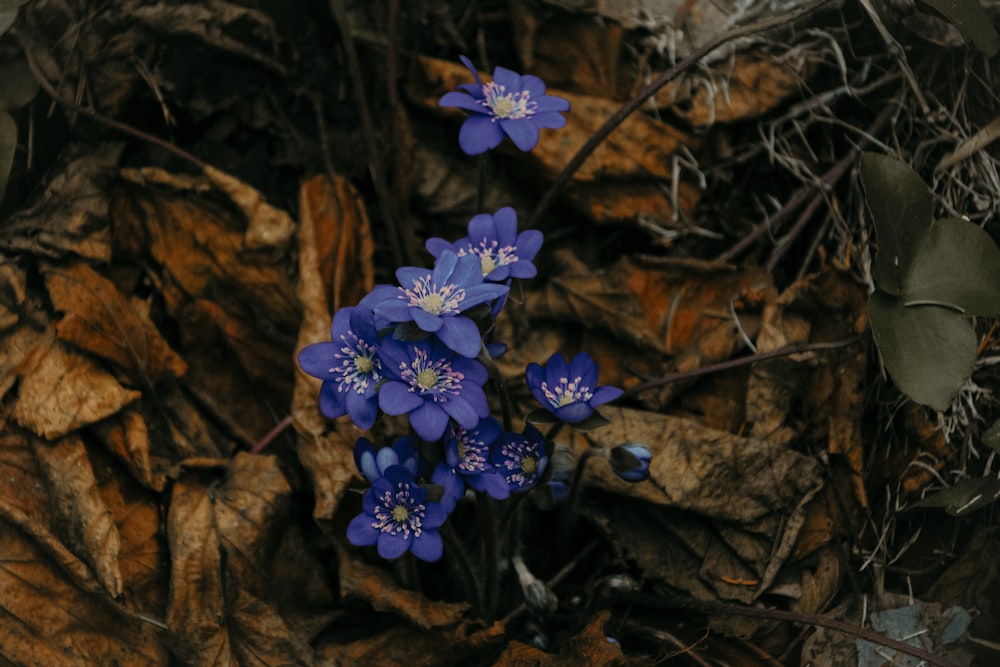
{"left": 0, "top": 0, "right": 998, "bottom": 665}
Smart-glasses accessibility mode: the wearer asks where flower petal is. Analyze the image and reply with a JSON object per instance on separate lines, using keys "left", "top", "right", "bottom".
{"left": 475, "top": 470, "right": 511, "bottom": 500}
{"left": 346, "top": 513, "right": 379, "bottom": 547}
{"left": 491, "top": 66, "right": 522, "bottom": 91}
{"left": 441, "top": 394, "right": 480, "bottom": 430}
{"left": 297, "top": 343, "right": 338, "bottom": 380}
{"left": 515, "top": 229, "right": 543, "bottom": 260}
{"left": 520, "top": 74, "right": 547, "bottom": 98}
{"left": 377, "top": 531, "right": 411, "bottom": 560}
{"left": 467, "top": 213, "right": 497, "bottom": 247}
{"left": 431, "top": 250, "right": 460, "bottom": 284}
{"left": 410, "top": 529, "right": 443, "bottom": 562}
{"left": 439, "top": 91, "right": 485, "bottom": 113}
{"left": 499, "top": 118, "right": 539, "bottom": 152}
{"left": 432, "top": 464, "right": 464, "bottom": 513}
{"left": 409, "top": 402, "right": 451, "bottom": 442}
{"left": 426, "top": 237, "right": 456, "bottom": 258}
{"left": 452, "top": 356, "right": 488, "bottom": 387}
{"left": 318, "top": 382, "right": 347, "bottom": 420}
{"left": 410, "top": 306, "right": 444, "bottom": 333}
{"left": 421, "top": 501, "right": 450, "bottom": 529}
{"left": 507, "top": 262, "right": 537, "bottom": 279}
{"left": 379, "top": 380, "right": 424, "bottom": 416}
{"left": 589, "top": 385, "right": 623, "bottom": 407}
{"left": 373, "top": 296, "right": 412, "bottom": 324}
{"left": 459, "top": 115, "right": 504, "bottom": 155}
{"left": 491, "top": 207, "right": 518, "bottom": 245}
{"left": 571, "top": 352, "right": 599, "bottom": 388}
{"left": 535, "top": 95, "right": 571, "bottom": 113}
{"left": 436, "top": 316, "right": 482, "bottom": 358}
{"left": 346, "top": 389, "right": 377, "bottom": 430}
{"left": 532, "top": 110, "right": 568, "bottom": 129}
{"left": 555, "top": 402, "right": 592, "bottom": 423}
{"left": 459, "top": 55, "right": 484, "bottom": 87}
{"left": 449, "top": 252, "right": 484, "bottom": 288}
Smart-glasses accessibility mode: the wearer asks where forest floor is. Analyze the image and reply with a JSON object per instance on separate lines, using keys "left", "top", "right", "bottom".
{"left": 0, "top": 0, "right": 999, "bottom": 665}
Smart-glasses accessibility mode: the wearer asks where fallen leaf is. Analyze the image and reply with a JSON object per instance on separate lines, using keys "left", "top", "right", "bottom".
{"left": 322, "top": 620, "right": 505, "bottom": 667}
{"left": 46, "top": 261, "right": 187, "bottom": 386}
{"left": 14, "top": 330, "right": 142, "bottom": 440}
{"left": 491, "top": 610, "right": 624, "bottom": 667}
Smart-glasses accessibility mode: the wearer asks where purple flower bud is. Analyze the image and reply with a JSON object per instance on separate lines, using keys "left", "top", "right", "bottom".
{"left": 610, "top": 443, "right": 652, "bottom": 483}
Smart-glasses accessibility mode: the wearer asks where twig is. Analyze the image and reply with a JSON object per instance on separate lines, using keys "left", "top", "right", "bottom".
{"left": 250, "top": 415, "right": 292, "bottom": 454}
{"left": 329, "top": 0, "right": 410, "bottom": 269}
{"left": 615, "top": 591, "right": 961, "bottom": 667}
{"left": 524, "top": 0, "right": 838, "bottom": 229}
{"left": 621, "top": 336, "right": 862, "bottom": 398}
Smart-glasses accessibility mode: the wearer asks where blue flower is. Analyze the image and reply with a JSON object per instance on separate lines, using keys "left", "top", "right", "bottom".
{"left": 346, "top": 465, "right": 448, "bottom": 561}
{"left": 354, "top": 436, "right": 420, "bottom": 484}
{"left": 526, "top": 352, "right": 623, "bottom": 424}
{"left": 377, "top": 336, "right": 490, "bottom": 442}
{"left": 370, "top": 250, "right": 508, "bottom": 358}
{"left": 439, "top": 55, "right": 570, "bottom": 155}
{"left": 609, "top": 443, "right": 652, "bottom": 483}
{"left": 297, "top": 304, "right": 382, "bottom": 430}
{"left": 426, "top": 207, "right": 543, "bottom": 282}
{"left": 493, "top": 424, "right": 548, "bottom": 492}
{"left": 431, "top": 417, "right": 509, "bottom": 511}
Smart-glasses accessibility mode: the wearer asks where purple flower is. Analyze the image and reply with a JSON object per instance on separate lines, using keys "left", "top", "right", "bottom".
{"left": 426, "top": 207, "right": 543, "bottom": 282}
{"left": 493, "top": 424, "right": 548, "bottom": 492}
{"left": 346, "top": 465, "right": 448, "bottom": 561}
{"left": 609, "top": 443, "right": 652, "bottom": 483}
{"left": 439, "top": 55, "right": 570, "bottom": 155}
{"left": 377, "top": 336, "right": 490, "bottom": 442}
{"left": 370, "top": 250, "right": 508, "bottom": 358}
{"left": 431, "top": 417, "right": 509, "bottom": 511}
{"left": 297, "top": 304, "right": 382, "bottom": 430}
{"left": 354, "top": 437, "right": 420, "bottom": 484}
{"left": 526, "top": 352, "right": 623, "bottom": 424}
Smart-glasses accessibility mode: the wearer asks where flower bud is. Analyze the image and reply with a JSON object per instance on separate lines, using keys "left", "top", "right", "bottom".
{"left": 609, "top": 443, "right": 651, "bottom": 483}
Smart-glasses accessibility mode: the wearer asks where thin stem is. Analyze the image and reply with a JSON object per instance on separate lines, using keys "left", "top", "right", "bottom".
{"left": 250, "top": 415, "right": 293, "bottom": 454}
{"left": 480, "top": 344, "right": 514, "bottom": 432}
{"left": 477, "top": 152, "right": 489, "bottom": 212}
{"left": 329, "top": 0, "right": 410, "bottom": 268}
{"left": 613, "top": 591, "right": 961, "bottom": 667}
{"left": 622, "top": 336, "right": 862, "bottom": 398}
{"left": 440, "top": 522, "right": 483, "bottom": 614}
{"left": 558, "top": 448, "right": 604, "bottom": 546}
{"left": 476, "top": 491, "right": 500, "bottom": 622}
{"left": 524, "top": 0, "right": 837, "bottom": 229}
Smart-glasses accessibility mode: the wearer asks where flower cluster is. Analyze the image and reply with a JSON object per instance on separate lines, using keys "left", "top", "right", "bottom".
{"left": 298, "top": 56, "right": 639, "bottom": 565}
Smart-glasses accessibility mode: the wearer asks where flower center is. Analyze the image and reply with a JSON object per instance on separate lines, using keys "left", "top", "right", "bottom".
{"left": 333, "top": 331, "right": 381, "bottom": 394}
{"left": 392, "top": 505, "right": 410, "bottom": 522}
{"left": 542, "top": 376, "right": 594, "bottom": 410}
{"left": 401, "top": 347, "right": 465, "bottom": 402}
{"left": 355, "top": 356, "right": 373, "bottom": 374}
{"left": 401, "top": 276, "right": 466, "bottom": 317}
{"left": 482, "top": 81, "right": 534, "bottom": 120}
{"left": 417, "top": 368, "right": 438, "bottom": 389}
{"left": 522, "top": 456, "right": 537, "bottom": 475}
{"left": 480, "top": 254, "right": 497, "bottom": 276}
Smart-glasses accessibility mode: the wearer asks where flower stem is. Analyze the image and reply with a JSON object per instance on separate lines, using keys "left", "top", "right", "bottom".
{"left": 480, "top": 343, "right": 514, "bottom": 432}
{"left": 558, "top": 447, "right": 605, "bottom": 547}
{"left": 476, "top": 491, "right": 500, "bottom": 621}
{"left": 440, "top": 522, "right": 483, "bottom": 614}
{"left": 477, "top": 152, "right": 489, "bottom": 211}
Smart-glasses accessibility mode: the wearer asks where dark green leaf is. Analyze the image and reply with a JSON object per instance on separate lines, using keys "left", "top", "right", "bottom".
{"left": 0, "top": 111, "right": 16, "bottom": 204}
{"left": 0, "top": 60, "right": 39, "bottom": 110}
{"left": 907, "top": 476, "right": 1000, "bottom": 515}
{"left": 905, "top": 217, "right": 1000, "bottom": 315}
{"left": 859, "top": 153, "right": 933, "bottom": 295}
{"left": 918, "top": 0, "right": 1000, "bottom": 56}
{"left": 982, "top": 419, "right": 1000, "bottom": 454}
{"left": 525, "top": 408, "right": 557, "bottom": 424}
{"left": 868, "top": 291, "right": 976, "bottom": 410}
{"left": 571, "top": 411, "right": 611, "bottom": 431}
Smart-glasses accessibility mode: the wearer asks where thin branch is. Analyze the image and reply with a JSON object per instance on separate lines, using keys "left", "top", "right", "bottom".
{"left": 524, "top": 0, "right": 838, "bottom": 229}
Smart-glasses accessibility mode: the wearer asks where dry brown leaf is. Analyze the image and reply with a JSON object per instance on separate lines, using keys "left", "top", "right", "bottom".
{"left": 91, "top": 408, "right": 169, "bottom": 491}
{"left": 202, "top": 164, "right": 295, "bottom": 250}
{"left": 322, "top": 620, "right": 505, "bottom": 667}
{"left": 166, "top": 453, "right": 314, "bottom": 666}
{"left": 14, "top": 330, "right": 142, "bottom": 440}
{"left": 0, "top": 257, "right": 26, "bottom": 331}
{"left": 32, "top": 432, "right": 123, "bottom": 597}
{"left": 0, "top": 143, "right": 120, "bottom": 262}
{"left": 293, "top": 174, "right": 374, "bottom": 521}
{"left": 491, "top": 610, "right": 624, "bottom": 667}
{"left": 654, "top": 55, "right": 807, "bottom": 127}
{"left": 46, "top": 261, "right": 187, "bottom": 385}
{"left": 336, "top": 544, "right": 470, "bottom": 629}
{"left": 0, "top": 323, "right": 41, "bottom": 406}
{"left": 299, "top": 173, "right": 376, "bottom": 313}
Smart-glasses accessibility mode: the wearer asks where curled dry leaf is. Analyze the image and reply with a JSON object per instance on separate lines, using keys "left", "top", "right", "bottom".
{"left": 336, "top": 544, "right": 470, "bottom": 630}
{"left": 202, "top": 164, "right": 295, "bottom": 250}
{"left": 14, "top": 330, "right": 142, "bottom": 440}
{"left": 0, "top": 143, "right": 120, "bottom": 261}
{"left": 45, "top": 261, "right": 187, "bottom": 386}
{"left": 32, "top": 432, "right": 123, "bottom": 598}
{"left": 293, "top": 175, "right": 375, "bottom": 520}
{"left": 322, "top": 620, "right": 505, "bottom": 667}
{"left": 0, "top": 257, "right": 26, "bottom": 331}
{"left": 491, "top": 610, "right": 623, "bottom": 667}
{"left": 166, "top": 453, "right": 315, "bottom": 667}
